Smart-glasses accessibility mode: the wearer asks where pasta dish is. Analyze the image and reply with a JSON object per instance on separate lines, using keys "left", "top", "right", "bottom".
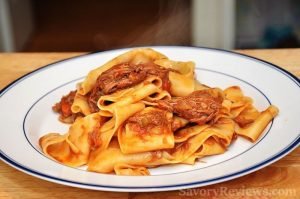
{"left": 39, "top": 48, "right": 278, "bottom": 175}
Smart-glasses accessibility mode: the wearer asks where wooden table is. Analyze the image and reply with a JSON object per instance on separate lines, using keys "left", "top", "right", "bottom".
{"left": 0, "top": 49, "right": 299, "bottom": 199}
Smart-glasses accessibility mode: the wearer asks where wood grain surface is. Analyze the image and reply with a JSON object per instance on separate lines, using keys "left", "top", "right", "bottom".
{"left": 0, "top": 49, "right": 299, "bottom": 199}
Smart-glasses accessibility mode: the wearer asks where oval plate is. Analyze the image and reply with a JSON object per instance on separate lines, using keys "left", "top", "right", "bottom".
{"left": 0, "top": 46, "right": 299, "bottom": 192}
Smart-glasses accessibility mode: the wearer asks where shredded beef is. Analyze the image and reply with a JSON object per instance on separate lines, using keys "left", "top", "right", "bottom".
{"left": 88, "top": 62, "right": 172, "bottom": 112}
{"left": 52, "top": 90, "right": 81, "bottom": 123}
{"left": 157, "top": 90, "right": 222, "bottom": 125}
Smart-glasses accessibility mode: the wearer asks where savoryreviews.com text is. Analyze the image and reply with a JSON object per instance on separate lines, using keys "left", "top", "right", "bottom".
{"left": 179, "top": 186, "right": 297, "bottom": 197}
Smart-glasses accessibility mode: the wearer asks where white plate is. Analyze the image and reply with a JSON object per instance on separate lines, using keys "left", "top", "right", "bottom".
{"left": 0, "top": 46, "right": 299, "bottom": 192}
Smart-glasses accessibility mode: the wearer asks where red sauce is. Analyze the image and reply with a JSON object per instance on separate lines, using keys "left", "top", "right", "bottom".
{"left": 88, "top": 124, "right": 101, "bottom": 150}
{"left": 126, "top": 109, "right": 171, "bottom": 136}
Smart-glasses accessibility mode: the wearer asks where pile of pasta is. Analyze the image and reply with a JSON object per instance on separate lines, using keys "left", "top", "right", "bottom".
{"left": 39, "top": 48, "right": 279, "bottom": 175}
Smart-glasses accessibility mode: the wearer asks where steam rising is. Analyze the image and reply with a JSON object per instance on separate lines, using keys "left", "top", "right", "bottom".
{"left": 127, "top": 0, "right": 190, "bottom": 46}
{"left": 93, "top": 0, "right": 190, "bottom": 49}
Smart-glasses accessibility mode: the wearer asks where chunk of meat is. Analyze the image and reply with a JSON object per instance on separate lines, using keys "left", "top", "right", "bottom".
{"left": 88, "top": 63, "right": 146, "bottom": 112}
{"left": 96, "top": 63, "right": 148, "bottom": 95}
{"left": 53, "top": 90, "right": 76, "bottom": 117}
{"left": 157, "top": 89, "right": 223, "bottom": 125}
{"left": 88, "top": 62, "right": 173, "bottom": 112}
{"left": 52, "top": 90, "right": 81, "bottom": 123}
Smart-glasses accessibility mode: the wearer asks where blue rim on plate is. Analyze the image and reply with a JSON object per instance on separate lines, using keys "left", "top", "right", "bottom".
{"left": 0, "top": 46, "right": 299, "bottom": 191}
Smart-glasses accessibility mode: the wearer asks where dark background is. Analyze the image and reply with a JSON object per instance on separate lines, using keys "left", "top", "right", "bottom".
{"left": 1, "top": 0, "right": 299, "bottom": 52}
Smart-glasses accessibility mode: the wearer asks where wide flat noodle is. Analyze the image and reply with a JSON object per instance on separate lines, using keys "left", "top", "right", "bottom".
{"left": 223, "top": 86, "right": 279, "bottom": 142}
{"left": 118, "top": 107, "right": 174, "bottom": 154}
{"left": 181, "top": 137, "right": 226, "bottom": 164}
{"left": 155, "top": 59, "right": 196, "bottom": 97}
{"left": 71, "top": 92, "right": 91, "bottom": 116}
{"left": 174, "top": 124, "right": 210, "bottom": 143}
{"left": 154, "top": 59, "right": 195, "bottom": 78}
{"left": 97, "top": 76, "right": 161, "bottom": 113}
{"left": 170, "top": 117, "right": 235, "bottom": 163}
{"left": 95, "top": 102, "right": 145, "bottom": 151}
{"left": 224, "top": 86, "right": 254, "bottom": 118}
{"left": 88, "top": 139, "right": 174, "bottom": 174}
{"left": 114, "top": 163, "right": 150, "bottom": 176}
{"left": 39, "top": 113, "right": 105, "bottom": 167}
{"left": 168, "top": 71, "right": 195, "bottom": 97}
{"left": 235, "top": 105, "right": 278, "bottom": 142}
{"left": 143, "top": 90, "right": 171, "bottom": 103}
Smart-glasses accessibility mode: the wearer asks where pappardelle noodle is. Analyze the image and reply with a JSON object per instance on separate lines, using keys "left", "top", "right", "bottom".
{"left": 39, "top": 48, "right": 279, "bottom": 176}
